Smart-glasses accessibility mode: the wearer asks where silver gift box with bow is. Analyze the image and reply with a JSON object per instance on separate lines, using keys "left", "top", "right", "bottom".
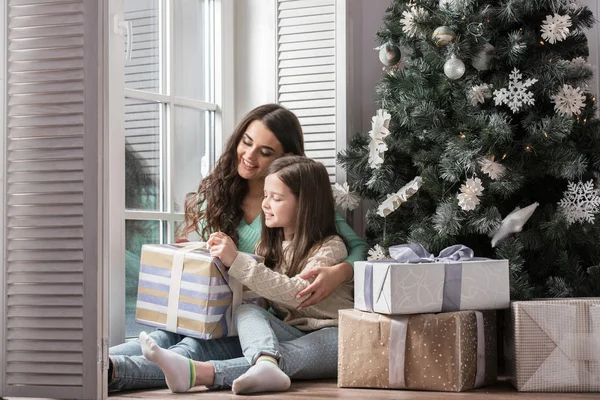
{"left": 507, "top": 298, "right": 600, "bottom": 392}
{"left": 354, "top": 244, "right": 510, "bottom": 314}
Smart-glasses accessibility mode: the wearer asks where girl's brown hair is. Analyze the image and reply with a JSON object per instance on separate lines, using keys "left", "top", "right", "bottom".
{"left": 179, "top": 104, "right": 304, "bottom": 243}
{"left": 255, "top": 156, "right": 339, "bottom": 277}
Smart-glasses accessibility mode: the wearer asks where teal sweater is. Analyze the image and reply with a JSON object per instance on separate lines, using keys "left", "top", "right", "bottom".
{"left": 235, "top": 212, "right": 368, "bottom": 268}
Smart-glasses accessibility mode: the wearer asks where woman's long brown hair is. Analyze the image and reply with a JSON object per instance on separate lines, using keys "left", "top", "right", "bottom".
{"left": 178, "top": 104, "right": 304, "bottom": 243}
{"left": 255, "top": 156, "right": 339, "bottom": 277}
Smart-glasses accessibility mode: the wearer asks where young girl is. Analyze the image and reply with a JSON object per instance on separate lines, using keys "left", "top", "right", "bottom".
{"left": 139, "top": 156, "right": 354, "bottom": 394}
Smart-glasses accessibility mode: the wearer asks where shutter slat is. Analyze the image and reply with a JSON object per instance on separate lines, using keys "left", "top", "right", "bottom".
{"left": 8, "top": 170, "right": 83, "bottom": 182}
{"left": 278, "top": 13, "right": 334, "bottom": 27}
{"left": 298, "top": 115, "right": 336, "bottom": 125}
{"left": 7, "top": 374, "right": 82, "bottom": 387}
{"left": 7, "top": 305, "right": 83, "bottom": 318}
{"left": 278, "top": 0, "right": 335, "bottom": 10}
{"left": 8, "top": 204, "right": 84, "bottom": 216}
{"left": 279, "top": 90, "right": 334, "bottom": 102}
{"left": 280, "top": 98, "right": 335, "bottom": 109}
{"left": 279, "top": 22, "right": 334, "bottom": 36}
{"left": 7, "top": 215, "right": 83, "bottom": 227}
{"left": 8, "top": 21, "right": 84, "bottom": 39}
{"left": 8, "top": 240, "right": 84, "bottom": 251}
{"left": 9, "top": 13, "right": 84, "bottom": 29}
{"left": 278, "top": 30, "right": 334, "bottom": 44}
{"left": 279, "top": 5, "right": 335, "bottom": 19}
{"left": 9, "top": 93, "right": 84, "bottom": 106}
{"left": 7, "top": 193, "right": 83, "bottom": 205}
{"left": 279, "top": 55, "right": 334, "bottom": 68}
{"left": 7, "top": 250, "right": 83, "bottom": 262}
{"left": 8, "top": 227, "right": 82, "bottom": 239}
{"left": 8, "top": 57, "right": 84, "bottom": 72}
{"left": 279, "top": 73, "right": 334, "bottom": 85}
{"left": 279, "top": 47, "right": 332, "bottom": 60}
{"left": 279, "top": 64, "right": 335, "bottom": 77}
{"left": 279, "top": 81, "right": 335, "bottom": 93}
{"left": 9, "top": 35, "right": 83, "bottom": 50}
{"left": 9, "top": 136, "right": 84, "bottom": 149}
{"left": 292, "top": 107, "right": 335, "bottom": 118}
{"left": 9, "top": 2, "right": 83, "bottom": 17}
{"left": 7, "top": 295, "right": 84, "bottom": 307}
{"left": 7, "top": 350, "right": 83, "bottom": 362}
{"left": 8, "top": 271, "right": 83, "bottom": 283}
{"left": 279, "top": 39, "right": 334, "bottom": 52}
{"left": 8, "top": 328, "right": 83, "bottom": 341}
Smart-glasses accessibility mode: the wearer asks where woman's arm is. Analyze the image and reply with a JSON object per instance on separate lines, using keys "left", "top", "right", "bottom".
{"left": 335, "top": 211, "right": 368, "bottom": 267}
{"left": 227, "top": 237, "right": 348, "bottom": 309}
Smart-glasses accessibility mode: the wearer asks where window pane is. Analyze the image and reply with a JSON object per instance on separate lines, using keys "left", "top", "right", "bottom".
{"left": 125, "top": 0, "right": 161, "bottom": 93}
{"left": 125, "top": 97, "right": 161, "bottom": 211}
{"left": 172, "top": 106, "right": 211, "bottom": 213}
{"left": 172, "top": 0, "right": 211, "bottom": 101}
{"left": 125, "top": 219, "right": 161, "bottom": 338}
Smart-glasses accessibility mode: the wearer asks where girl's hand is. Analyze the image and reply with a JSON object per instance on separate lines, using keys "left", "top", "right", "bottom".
{"left": 207, "top": 232, "right": 238, "bottom": 267}
{"left": 295, "top": 261, "right": 353, "bottom": 308}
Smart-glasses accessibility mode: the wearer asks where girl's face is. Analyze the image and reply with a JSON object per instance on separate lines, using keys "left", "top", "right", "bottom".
{"left": 236, "top": 120, "right": 284, "bottom": 181}
{"left": 262, "top": 173, "right": 297, "bottom": 237}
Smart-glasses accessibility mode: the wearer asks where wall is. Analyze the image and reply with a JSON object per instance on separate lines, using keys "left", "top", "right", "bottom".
{"left": 233, "top": 0, "right": 277, "bottom": 122}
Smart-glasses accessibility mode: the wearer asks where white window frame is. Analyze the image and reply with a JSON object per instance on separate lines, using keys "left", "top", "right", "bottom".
{"left": 106, "top": 0, "right": 233, "bottom": 345}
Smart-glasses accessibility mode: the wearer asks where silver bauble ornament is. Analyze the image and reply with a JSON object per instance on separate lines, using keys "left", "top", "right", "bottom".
{"left": 472, "top": 43, "right": 494, "bottom": 71}
{"left": 432, "top": 26, "right": 457, "bottom": 47}
{"left": 444, "top": 55, "right": 466, "bottom": 80}
{"left": 377, "top": 42, "right": 401, "bottom": 66}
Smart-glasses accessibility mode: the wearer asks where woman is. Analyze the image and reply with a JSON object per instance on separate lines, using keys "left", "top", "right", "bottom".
{"left": 108, "top": 104, "right": 367, "bottom": 392}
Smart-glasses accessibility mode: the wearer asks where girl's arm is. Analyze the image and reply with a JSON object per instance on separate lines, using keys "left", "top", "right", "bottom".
{"left": 227, "top": 237, "right": 348, "bottom": 309}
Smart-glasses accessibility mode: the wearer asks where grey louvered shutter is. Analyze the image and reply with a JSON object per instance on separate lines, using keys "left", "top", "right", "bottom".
{"left": 1, "top": 1, "right": 103, "bottom": 399}
{"left": 276, "top": 0, "right": 346, "bottom": 182}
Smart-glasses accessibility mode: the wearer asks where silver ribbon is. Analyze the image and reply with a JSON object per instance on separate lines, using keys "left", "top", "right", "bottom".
{"left": 364, "top": 243, "right": 477, "bottom": 313}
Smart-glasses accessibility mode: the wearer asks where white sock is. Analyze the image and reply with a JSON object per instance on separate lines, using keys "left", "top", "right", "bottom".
{"left": 232, "top": 360, "right": 291, "bottom": 395}
{"left": 139, "top": 331, "right": 195, "bottom": 393}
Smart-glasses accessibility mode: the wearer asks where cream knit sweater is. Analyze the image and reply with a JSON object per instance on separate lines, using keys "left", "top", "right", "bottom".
{"left": 228, "top": 236, "right": 354, "bottom": 331}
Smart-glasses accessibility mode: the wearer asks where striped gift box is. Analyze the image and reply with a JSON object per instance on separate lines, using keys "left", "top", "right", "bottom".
{"left": 135, "top": 242, "right": 261, "bottom": 340}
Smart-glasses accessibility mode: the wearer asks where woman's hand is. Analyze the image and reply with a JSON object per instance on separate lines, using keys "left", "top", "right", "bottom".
{"left": 295, "top": 261, "right": 354, "bottom": 308}
{"left": 207, "top": 232, "right": 238, "bottom": 267}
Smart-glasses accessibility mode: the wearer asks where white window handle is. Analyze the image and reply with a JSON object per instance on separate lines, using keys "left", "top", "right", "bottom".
{"left": 113, "top": 14, "right": 133, "bottom": 61}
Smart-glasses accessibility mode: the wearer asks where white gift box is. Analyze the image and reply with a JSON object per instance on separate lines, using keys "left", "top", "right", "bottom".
{"left": 354, "top": 245, "right": 509, "bottom": 314}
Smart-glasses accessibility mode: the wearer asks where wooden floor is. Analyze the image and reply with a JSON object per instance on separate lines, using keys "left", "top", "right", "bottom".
{"left": 107, "top": 379, "right": 600, "bottom": 399}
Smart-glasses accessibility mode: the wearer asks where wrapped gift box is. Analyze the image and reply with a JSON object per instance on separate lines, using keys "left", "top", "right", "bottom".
{"left": 135, "top": 242, "right": 261, "bottom": 340}
{"left": 354, "top": 245, "right": 509, "bottom": 314}
{"left": 338, "top": 308, "right": 497, "bottom": 391}
{"left": 507, "top": 298, "right": 600, "bottom": 392}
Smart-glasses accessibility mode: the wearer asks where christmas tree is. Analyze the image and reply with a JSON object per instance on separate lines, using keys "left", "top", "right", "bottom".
{"left": 337, "top": 0, "right": 600, "bottom": 299}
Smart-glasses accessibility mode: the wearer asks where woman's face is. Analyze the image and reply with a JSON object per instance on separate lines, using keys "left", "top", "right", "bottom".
{"left": 236, "top": 120, "right": 284, "bottom": 181}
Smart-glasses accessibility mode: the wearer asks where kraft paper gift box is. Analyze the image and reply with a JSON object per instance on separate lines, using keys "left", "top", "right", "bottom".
{"left": 135, "top": 242, "right": 261, "bottom": 340}
{"left": 338, "top": 308, "right": 497, "bottom": 391}
{"left": 507, "top": 298, "right": 600, "bottom": 392}
{"left": 355, "top": 244, "right": 509, "bottom": 314}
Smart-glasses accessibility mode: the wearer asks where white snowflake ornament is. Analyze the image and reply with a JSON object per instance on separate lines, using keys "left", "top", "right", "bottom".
{"left": 468, "top": 83, "right": 493, "bottom": 106}
{"left": 493, "top": 68, "right": 538, "bottom": 113}
{"left": 457, "top": 177, "right": 484, "bottom": 211}
{"left": 332, "top": 182, "right": 361, "bottom": 211}
{"left": 558, "top": 180, "right": 600, "bottom": 225}
{"left": 479, "top": 157, "right": 506, "bottom": 180}
{"left": 540, "top": 14, "right": 572, "bottom": 44}
{"left": 552, "top": 84, "right": 586, "bottom": 117}
{"left": 400, "top": 6, "right": 429, "bottom": 38}
{"left": 368, "top": 109, "right": 392, "bottom": 169}
{"left": 368, "top": 244, "right": 387, "bottom": 261}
